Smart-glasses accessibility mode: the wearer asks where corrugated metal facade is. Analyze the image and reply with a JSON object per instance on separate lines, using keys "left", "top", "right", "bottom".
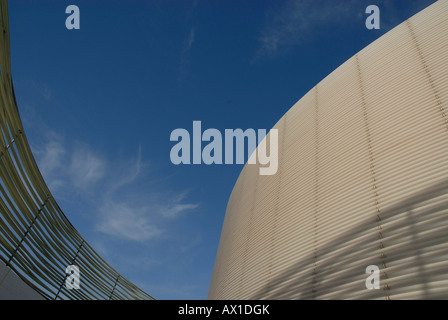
{"left": 208, "top": 0, "right": 448, "bottom": 300}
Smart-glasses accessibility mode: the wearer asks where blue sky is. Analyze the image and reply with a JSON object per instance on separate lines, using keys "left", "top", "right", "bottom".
{"left": 7, "top": 0, "right": 436, "bottom": 300}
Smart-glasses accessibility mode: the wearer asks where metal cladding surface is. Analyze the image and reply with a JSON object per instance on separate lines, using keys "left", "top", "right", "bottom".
{"left": 0, "top": 1, "right": 153, "bottom": 300}
{"left": 208, "top": 0, "right": 448, "bottom": 300}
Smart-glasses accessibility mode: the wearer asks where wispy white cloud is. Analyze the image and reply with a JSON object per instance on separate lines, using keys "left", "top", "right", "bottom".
{"left": 178, "top": 0, "right": 198, "bottom": 84}
{"left": 69, "top": 142, "right": 106, "bottom": 189}
{"left": 29, "top": 79, "right": 53, "bottom": 101}
{"left": 179, "top": 26, "right": 196, "bottom": 83}
{"left": 33, "top": 134, "right": 105, "bottom": 196}
{"left": 96, "top": 200, "right": 162, "bottom": 242}
{"left": 156, "top": 189, "right": 198, "bottom": 219}
{"left": 254, "top": 0, "right": 436, "bottom": 61}
{"left": 185, "top": 27, "right": 195, "bottom": 52}
{"left": 33, "top": 131, "right": 68, "bottom": 194}
{"left": 254, "top": 0, "right": 357, "bottom": 60}
{"left": 33, "top": 131, "right": 199, "bottom": 243}
{"left": 159, "top": 203, "right": 199, "bottom": 219}
{"left": 107, "top": 144, "right": 144, "bottom": 193}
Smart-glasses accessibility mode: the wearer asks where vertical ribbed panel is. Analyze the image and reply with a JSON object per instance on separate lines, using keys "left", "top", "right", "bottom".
{"left": 208, "top": 0, "right": 448, "bottom": 300}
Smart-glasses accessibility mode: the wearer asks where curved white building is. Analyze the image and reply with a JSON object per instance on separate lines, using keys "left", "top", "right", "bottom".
{"left": 209, "top": 0, "right": 448, "bottom": 300}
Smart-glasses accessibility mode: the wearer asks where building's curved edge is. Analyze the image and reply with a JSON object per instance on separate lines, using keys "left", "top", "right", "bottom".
{"left": 208, "top": 0, "right": 448, "bottom": 300}
{"left": 0, "top": 0, "right": 154, "bottom": 300}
